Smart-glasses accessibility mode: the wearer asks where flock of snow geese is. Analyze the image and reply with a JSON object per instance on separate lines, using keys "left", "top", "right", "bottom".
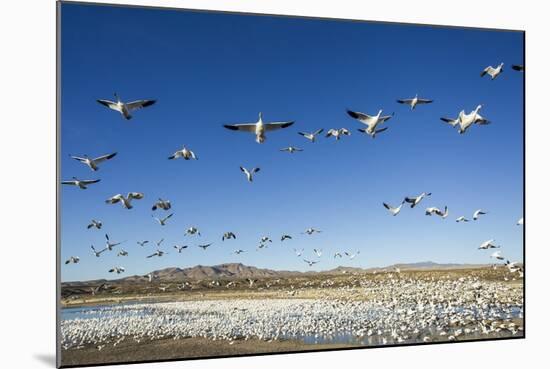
{"left": 62, "top": 62, "right": 524, "bottom": 279}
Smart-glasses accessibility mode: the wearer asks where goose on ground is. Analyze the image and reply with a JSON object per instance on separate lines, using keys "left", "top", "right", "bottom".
{"left": 491, "top": 250, "right": 505, "bottom": 260}
{"left": 479, "top": 239, "right": 500, "bottom": 249}
{"left": 91, "top": 245, "right": 107, "bottom": 257}
{"left": 345, "top": 251, "right": 360, "bottom": 260}
{"left": 396, "top": 95, "right": 433, "bottom": 110}
{"left": 280, "top": 146, "right": 303, "bottom": 153}
{"left": 480, "top": 63, "right": 504, "bottom": 80}
{"left": 97, "top": 93, "right": 156, "bottom": 120}
{"left": 281, "top": 234, "right": 292, "bottom": 241}
{"left": 517, "top": 217, "right": 524, "bottom": 226}
{"left": 298, "top": 129, "right": 324, "bottom": 143}
{"left": 108, "top": 266, "right": 125, "bottom": 274}
{"left": 61, "top": 177, "right": 100, "bottom": 190}
{"left": 185, "top": 227, "right": 201, "bottom": 236}
{"left": 146, "top": 250, "right": 166, "bottom": 258}
{"left": 233, "top": 249, "right": 246, "bottom": 255}
{"left": 65, "top": 256, "right": 80, "bottom": 265}
{"left": 105, "top": 192, "right": 144, "bottom": 209}
{"left": 87, "top": 220, "right": 102, "bottom": 229}
{"left": 223, "top": 112, "right": 294, "bottom": 144}
{"left": 303, "top": 259, "right": 319, "bottom": 267}
{"left": 511, "top": 65, "right": 524, "bottom": 72}
{"left": 456, "top": 216, "right": 469, "bottom": 223}
{"left": 240, "top": 166, "right": 260, "bottom": 182}
{"left": 404, "top": 192, "right": 431, "bottom": 208}
{"left": 303, "top": 228, "right": 321, "bottom": 235}
{"left": 383, "top": 201, "right": 405, "bottom": 216}
{"left": 325, "top": 128, "right": 351, "bottom": 140}
{"left": 136, "top": 240, "right": 149, "bottom": 247}
{"left": 347, "top": 109, "right": 393, "bottom": 138}
{"left": 69, "top": 152, "right": 117, "bottom": 171}
{"left": 173, "top": 245, "right": 188, "bottom": 253}
{"left": 222, "top": 232, "right": 236, "bottom": 241}
{"left": 294, "top": 248, "right": 304, "bottom": 257}
{"left": 473, "top": 209, "right": 487, "bottom": 220}
{"left": 117, "top": 249, "right": 128, "bottom": 257}
{"left": 105, "top": 234, "right": 123, "bottom": 251}
{"left": 313, "top": 248, "right": 323, "bottom": 257}
{"left": 168, "top": 146, "right": 197, "bottom": 160}
{"left": 151, "top": 198, "right": 171, "bottom": 211}
{"left": 152, "top": 213, "right": 173, "bottom": 226}
{"left": 198, "top": 243, "right": 213, "bottom": 250}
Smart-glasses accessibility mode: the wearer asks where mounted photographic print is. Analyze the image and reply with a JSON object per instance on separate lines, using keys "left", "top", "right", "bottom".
{"left": 57, "top": 1, "right": 525, "bottom": 367}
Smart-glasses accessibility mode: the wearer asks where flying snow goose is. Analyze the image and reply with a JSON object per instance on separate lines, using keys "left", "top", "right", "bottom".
{"left": 383, "top": 201, "right": 405, "bottom": 216}
{"left": 457, "top": 105, "right": 490, "bottom": 134}
{"left": 61, "top": 177, "right": 100, "bottom": 190}
{"left": 136, "top": 240, "right": 149, "bottom": 247}
{"left": 97, "top": 93, "right": 156, "bottom": 120}
{"left": 108, "top": 266, "right": 125, "bottom": 274}
{"left": 222, "top": 232, "right": 236, "bottom": 241}
{"left": 479, "top": 239, "right": 500, "bottom": 250}
{"left": 155, "top": 238, "right": 164, "bottom": 247}
{"left": 473, "top": 209, "right": 487, "bottom": 220}
{"left": 198, "top": 243, "right": 213, "bottom": 250}
{"left": 517, "top": 217, "right": 524, "bottom": 226}
{"left": 185, "top": 227, "right": 200, "bottom": 236}
{"left": 65, "top": 256, "right": 80, "bottom": 265}
{"left": 298, "top": 129, "right": 324, "bottom": 143}
{"left": 280, "top": 146, "right": 303, "bottom": 153}
{"left": 260, "top": 236, "right": 272, "bottom": 244}
{"left": 223, "top": 112, "right": 294, "bottom": 144}
{"left": 325, "top": 128, "right": 351, "bottom": 140}
{"left": 404, "top": 192, "right": 431, "bottom": 208}
{"left": 91, "top": 245, "right": 107, "bottom": 257}
{"left": 303, "top": 228, "right": 321, "bottom": 235}
{"left": 105, "top": 192, "right": 144, "bottom": 209}
{"left": 152, "top": 198, "right": 171, "bottom": 211}
{"left": 313, "top": 248, "right": 323, "bottom": 257}
{"left": 117, "top": 249, "right": 128, "bottom": 257}
{"left": 490, "top": 251, "right": 505, "bottom": 260}
{"left": 69, "top": 152, "right": 117, "bottom": 171}
{"left": 480, "top": 63, "right": 504, "bottom": 80}
{"left": 345, "top": 251, "right": 360, "bottom": 260}
{"left": 87, "top": 219, "right": 102, "bottom": 229}
{"left": 152, "top": 213, "right": 173, "bottom": 226}
{"left": 294, "top": 248, "right": 304, "bottom": 257}
{"left": 426, "top": 206, "right": 448, "bottom": 218}
{"left": 455, "top": 216, "right": 469, "bottom": 223}
{"left": 233, "top": 249, "right": 246, "bottom": 255}
{"left": 303, "top": 259, "right": 319, "bottom": 267}
{"left": 240, "top": 166, "right": 260, "bottom": 182}
{"left": 281, "top": 234, "right": 292, "bottom": 241}
{"left": 396, "top": 95, "right": 433, "bottom": 110}
{"left": 334, "top": 252, "right": 343, "bottom": 258}
{"left": 511, "top": 65, "right": 524, "bottom": 72}
{"left": 440, "top": 115, "right": 460, "bottom": 128}
{"left": 347, "top": 109, "right": 393, "bottom": 138}
{"left": 105, "top": 234, "right": 123, "bottom": 251}
{"left": 168, "top": 146, "right": 197, "bottom": 160}
{"left": 146, "top": 249, "right": 166, "bottom": 258}
{"left": 173, "top": 245, "right": 188, "bottom": 253}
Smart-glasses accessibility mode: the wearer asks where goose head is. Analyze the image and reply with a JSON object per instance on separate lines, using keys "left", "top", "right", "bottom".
{"left": 258, "top": 112, "right": 263, "bottom": 123}
{"left": 114, "top": 92, "right": 120, "bottom": 102}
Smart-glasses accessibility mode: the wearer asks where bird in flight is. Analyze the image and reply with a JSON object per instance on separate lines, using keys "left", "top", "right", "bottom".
{"left": 198, "top": 243, "right": 213, "bottom": 250}
{"left": 280, "top": 146, "right": 303, "bottom": 153}
{"left": 347, "top": 109, "right": 393, "bottom": 138}
{"left": 61, "top": 177, "right": 100, "bottom": 190}
{"left": 105, "top": 234, "right": 123, "bottom": 251}
{"left": 152, "top": 198, "right": 171, "bottom": 211}
{"left": 152, "top": 213, "right": 174, "bottom": 226}
{"left": 173, "top": 245, "right": 188, "bottom": 253}
{"left": 298, "top": 128, "right": 324, "bottom": 143}
{"left": 396, "top": 94, "right": 433, "bottom": 110}
{"left": 325, "top": 128, "right": 351, "bottom": 140}
{"left": 222, "top": 232, "right": 236, "bottom": 241}
{"left": 480, "top": 63, "right": 504, "bottom": 80}
{"left": 240, "top": 166, "right": 260, "bottom": 182}
{"left": 65, "top": 256, "right": 80, "bottom": 265}
{"left": 383, "top": 201, "right": 405, "bottom": 216}
{"left": 146, "top": 249, "right": 166, "bottom": 258}
{"left": 303, "top": 228, "right": 321, "bottom": 235}
{"left": 69, "top": 152, "right": 117, "bottom": 171}
{"left": 91, "top": 245, "right": 107, "bottom": 257}
{"left": 223, "top": 112, "right": 294, "bottom": 144}
{"left": 168, "top": 146, "right": 197, "bottom": 160}
{"left": 185, "top": 227, "right": 201, "bottom": 236}
{"left": 108, "top": 266, "right": 125, "bottom": 274}
{"left": 105, "top": 192, "right": 144, "bottom": 209}
{"left": 404, "top": 192, "right": 431, "bottom": 208}
{"left": 136, "top": 240, "right": 149, "bottom": 247}
{"left": 479, "top": 239, "right": 500, "bottom": 250}
{"left": 87, "top": 219, "right": 102, "bottom": 229}
{"left": 97, "top": 93, "right": 156, "bottom": 120}
{"left": 473, "top": 209, "right": 487, "bottom": 221}
{"left": 281, "top": 234, "right": 292, "bottom": 241}
{"left": 117, "top": 249, "right": 128, "bottom": 257}
{"left": 303, "top": 259, "right": 319, "bottom": 267}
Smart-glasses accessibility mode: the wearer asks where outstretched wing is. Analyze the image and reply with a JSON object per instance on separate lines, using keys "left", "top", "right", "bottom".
{"left": 128, "top": 192, "right": 144, "bottom": 200}
{"left": 93, "top": 152, "right": 117, "bottom": 163}
{"left": 264, "top": 121, "right": 294, "bottom": 131}
{"left": 397, "top": 99, "right": 413, "bottom": 105}
{"left": 97, "top": 99, "right": 117, "bottom": 109}
{"left": 223, "top": 123, "right": 257, "bottom": 132}
{"left": 81, "top": 179, "right": 101, "bottom": 185}
{"left": 126, "top": 99, "right": 156, "bottom": 111}
{"left": 346, "top": 110, "right": 372, "bottom": 124}
{"left": 417, "top": 98, "right": 433, "bottom": 104}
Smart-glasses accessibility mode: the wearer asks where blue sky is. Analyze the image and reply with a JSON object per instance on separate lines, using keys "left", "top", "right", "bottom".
{"left": 60, "top": 3, "right": 524, "bottom": 282}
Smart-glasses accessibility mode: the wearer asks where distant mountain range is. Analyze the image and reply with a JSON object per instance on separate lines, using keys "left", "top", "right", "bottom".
{"left": 63, "top": 261, "right": 489, "bottom": 285}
